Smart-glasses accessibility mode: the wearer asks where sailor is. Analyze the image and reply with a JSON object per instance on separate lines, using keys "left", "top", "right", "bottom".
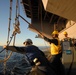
{"left": 61, "top": 31, "right": 76, "bottom": 53}
{"left": 3, "top": 39, "right": 56, "bottom": 75}
{"left": 42, "top": 30, "right": 65, "bottom": 75}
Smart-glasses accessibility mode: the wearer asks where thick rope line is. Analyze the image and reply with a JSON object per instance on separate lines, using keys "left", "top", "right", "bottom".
{"left": 19, "top": 15, "right": 44, "bottom": 37}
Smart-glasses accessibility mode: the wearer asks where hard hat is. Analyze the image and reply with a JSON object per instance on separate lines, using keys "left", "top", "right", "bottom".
{"left": 63, "top": 31, "right": 68, "bottom": 35}
{"left": 52, "top": 30, "right": 58, "bottom": 35}
{"left": 23, "top": 39, "right": 33, "bottom": 44}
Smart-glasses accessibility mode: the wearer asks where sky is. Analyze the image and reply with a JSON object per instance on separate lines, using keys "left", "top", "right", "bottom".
{"left": 0, "top": 0, "right": 49, "bottom": 47}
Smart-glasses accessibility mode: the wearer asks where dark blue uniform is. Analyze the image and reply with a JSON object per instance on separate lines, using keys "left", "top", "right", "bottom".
{"left": 14, "top": 45, "right": 56, "bottom": 75}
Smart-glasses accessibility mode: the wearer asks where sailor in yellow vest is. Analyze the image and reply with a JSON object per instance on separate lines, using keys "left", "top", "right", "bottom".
{"left": 42, "top": 30, "right": 65, "bottom": 75}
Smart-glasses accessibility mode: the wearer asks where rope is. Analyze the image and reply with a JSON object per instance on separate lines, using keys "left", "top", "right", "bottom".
{"left": 19, "top": 15, "right": 44, "bottom": 37}
{"left": 0, "top": 1, "right": 21, "bottom": 75}
{"left": 13, "top": 0, "right": 21, "bottom": 45}
{"left": 0, "top": 34, "right": 14, "bottom": 75}
{"left": 0, "top": 49, "right": 5, "bottom": 53}
{"left": 1, "top": 0, "right": 21, "bottom": 74}
{"left": 13, "top": 0, "right": 18, "bottom": 45}
{"left": 0, "top": 52, "right": 12, "bottom": 63}
{"left": 3, "top": 0, "right": 13, "bottom": 74}
{"left": 7, "top": 0, "right": 13, "bottom": 45}
{"left": 0, "top": 34, "right": 13, "bottom": 53}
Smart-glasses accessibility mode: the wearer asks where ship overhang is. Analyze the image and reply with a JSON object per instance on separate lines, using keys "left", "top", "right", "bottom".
{"left": 21, "top": 0, "right": 67, "bottom": 38}
{"left": 42, "top": 0, "right": 76, "bottom": 22}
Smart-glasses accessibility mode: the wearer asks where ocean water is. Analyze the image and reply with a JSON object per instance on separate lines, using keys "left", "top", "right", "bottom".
{"left": 0, "top": 46, "right": 50, "bottom": 74}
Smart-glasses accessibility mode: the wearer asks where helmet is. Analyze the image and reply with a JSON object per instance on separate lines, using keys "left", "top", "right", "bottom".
{"left": 23, "top": 39, "right": 33, "bottom": 44}
{"left": 52, "top": 30, "right": 58, "bottom": 35}
{"left": 63, "top": 31, "right": 68, "bottom": 35}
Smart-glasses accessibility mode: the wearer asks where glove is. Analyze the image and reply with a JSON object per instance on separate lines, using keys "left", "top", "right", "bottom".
{"left": 3, "top": 45, "right": 8, "bottom": 49}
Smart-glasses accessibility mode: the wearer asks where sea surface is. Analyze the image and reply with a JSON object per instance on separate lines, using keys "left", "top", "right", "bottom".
{"left": 0, "top": 46, "right": 50, "bottom": 75}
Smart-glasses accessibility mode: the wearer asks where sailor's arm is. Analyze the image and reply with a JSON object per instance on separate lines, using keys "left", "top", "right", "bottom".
{"left": 3, "top": 45, "right": 26, "bottom": 54}
{"left": 43, "top": 36, "right": 58, "bottom": 45}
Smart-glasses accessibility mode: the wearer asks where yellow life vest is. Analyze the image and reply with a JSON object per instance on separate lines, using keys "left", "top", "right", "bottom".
{"left": 50, "top": 38, "right": 61, "bottom": 55}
